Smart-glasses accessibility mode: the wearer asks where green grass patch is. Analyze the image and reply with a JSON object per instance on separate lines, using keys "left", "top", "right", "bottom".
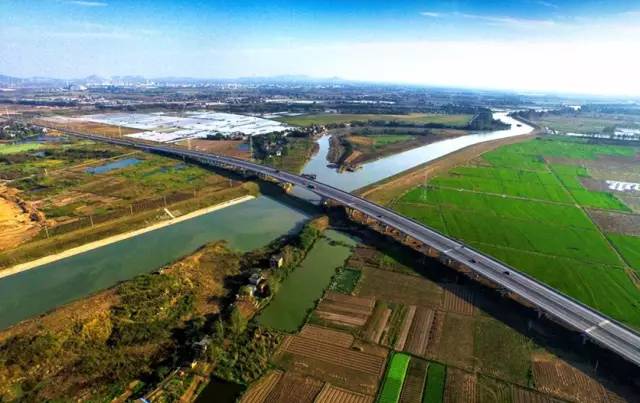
{"left": 422, "top": 362, "right": 446, "bottom": 403}
{"left": 0, "top": 143, "right": 42, "bottom": 154}
{"left": 275, "top": 113, "right": 472, "bottom": 127}
{"left": 329, "top": 268, "right": 361, "bottom": 294}
{"left": 378, "top": 353, "right": 411, "bottom": 403}
{"left": 608, "top": 234, "right": 640, "bottom": 271}
{"left": 369, "top": 134, "right": 415, "bottom": 147}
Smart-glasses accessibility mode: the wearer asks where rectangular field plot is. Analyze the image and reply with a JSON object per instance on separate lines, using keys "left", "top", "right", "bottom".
{"left": 474, "top": 317, "right": 533, "bottom": 385}
{"left": 356, "top": 268, "right": 442, "bottom": 308}
{"left": 378, "top": 353, "right": 411, "bottom": 403}
{"left": 315, "top": 292, "right": 375, "bottom": 328}
{"left": 443, "top": 368, "right": 477, "bottom": 403}
{"left": 315, "top": 384, "right": 374, "bottom": 403}
{"left": 398, "top": 357, "right": 427, "bottom": 403}
{"left": 404, "top": 308, "right": 436, "bottom": 357}
{"left": 299, "top": 324, "right": 355, "bottom": 348}
{"left": 531, "top": 354, "right": 610, "bottom": 403}
{"left": 423, "top": 362, "right": 446, "bottom": 403}
{"left": 275, "top": 334, "right": 387, "bottom": 396}
{"left": 512, "top": 386, "right": 563, "bottom": 403}
{"left": 263, "top": 372, "right": 324, "bottom": 403}
{"left": 442, "top": 285, "right": 475, "bottom": 316}
{"left": 435, "top": 313, "right": 475, "bottom": 370}
{"left": 608, "top": 233, "right": 640, "bottom": 271}
{"left": 240, "top": 370, "right": 283, "bottom": 403}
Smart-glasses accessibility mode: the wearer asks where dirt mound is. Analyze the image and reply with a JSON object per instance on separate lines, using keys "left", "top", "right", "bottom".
{"left": 0, "top": 185, "right": 42, "bottom": 251}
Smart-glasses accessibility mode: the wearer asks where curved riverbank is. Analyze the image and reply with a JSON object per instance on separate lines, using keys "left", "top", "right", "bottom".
{"left": 357, "top": 130, "right": 538, "bottom": 205}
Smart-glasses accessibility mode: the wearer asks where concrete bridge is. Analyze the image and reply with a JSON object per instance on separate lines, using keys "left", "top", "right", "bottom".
{"left": 46, "top": 126, "right": 640, "bottom": 367}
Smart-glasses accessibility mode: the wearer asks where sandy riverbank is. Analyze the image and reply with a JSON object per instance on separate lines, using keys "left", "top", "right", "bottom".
{"left": 0, "top": 195, "right": 255, "bottom": 279}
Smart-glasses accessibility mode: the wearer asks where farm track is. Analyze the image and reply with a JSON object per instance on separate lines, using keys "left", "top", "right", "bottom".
{"left": 404, "top": 308, "right": 434, "bottom": 356}
{"left": 299, "top": 324, "right": 355, "bottom": 348}
{"left": 240, "top": 370, "right": 283, "bottom": 403}
{"left": 314, "top": 384, "right": 374, "bottom": 403}
{"left": 283, "top": 335, "right": 387, "bottom": 376}
{"left": 398, "top": 358, "right": 427, "bottom": 403}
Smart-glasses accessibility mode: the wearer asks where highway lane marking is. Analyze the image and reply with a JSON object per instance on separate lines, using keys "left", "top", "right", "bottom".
{"left": 585, "top": 320, "right": 611, "bottom": 333}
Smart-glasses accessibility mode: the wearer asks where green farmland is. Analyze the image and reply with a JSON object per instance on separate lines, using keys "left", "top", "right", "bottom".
{"left": 378, "top": 353, "right": 411, "bottom": 403}
{"left": 392, "top": 137, "right": 640, "bottom": 329}
{"left": 422, "top": 362, "right": 446, "bottom": 403}
{"left": 275, "top": 113, "right": 473, "bottom": 128}
{"left": 608, "top": 234, "right": 640, "bottom": 271}
{"left": 0, "top": 142, "right": 42, "bottom": 155}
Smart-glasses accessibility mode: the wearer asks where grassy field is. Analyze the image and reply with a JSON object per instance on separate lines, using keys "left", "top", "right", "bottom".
{"left": 368, "top": 134, "right": 415, "bottom": 147}
{"left": 329, "top": 267, "right": 361, "bottom": 294}
{"left": 533, "top": 114, "right": 639, "bottom": 134}
{"left": 275, "top": 113, "right": 473, "bottom": 128}
{"left": 422, "top": 362, "right": 446, "bottom": 403}
{"left": 474, "top": 317, "right": 534, "bottom": 385}
{"left": 608, "top": 234, "right": 640, "bottom": 271}
{"left": 0, "top": 143, "right": 42, "bottom": 155}
{"left": 391, "top": 137, "right": 640, "bottom": 328}
{"left": 378, "top": 353, "right": 411, "bottom": 403}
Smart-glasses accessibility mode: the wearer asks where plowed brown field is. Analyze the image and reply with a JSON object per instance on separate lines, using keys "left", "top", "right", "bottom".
{"left": 240, "top": 370, "right": 283, "bottom": 403}
{"left": 315, "top": 384, "right": 375, "bottom": 403}
{"left": 264, "top": 372, "right": 324, "bottom": 403}
{"left": 404, "top": 308, "right": 434, "bottom": 357}
{"left": 299, "top": 324, "right": 355, "bottom": 348}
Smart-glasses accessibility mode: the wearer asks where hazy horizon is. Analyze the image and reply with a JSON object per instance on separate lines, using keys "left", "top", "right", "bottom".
{"left": 2, "top": 0, "right": 640, "bottom": 96}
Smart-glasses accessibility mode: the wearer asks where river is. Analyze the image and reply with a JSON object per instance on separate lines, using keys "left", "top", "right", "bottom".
{"left": 0, "top": 112, "right": 532, "bottom": 330}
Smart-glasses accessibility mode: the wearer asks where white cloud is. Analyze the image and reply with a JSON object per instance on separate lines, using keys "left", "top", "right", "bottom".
{"left": 65, "top": 1, "right": 108, "bottom": 7}
{"left": 420, "top": 11, "right": 557, "bottom": 29}
{"left": 535, "top": 1, "right": 559, "bottom": 9}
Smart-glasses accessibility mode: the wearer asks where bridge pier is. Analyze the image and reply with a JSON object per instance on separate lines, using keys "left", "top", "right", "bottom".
{"left": 280, "top": 183, "right": 293, "bottom": 193}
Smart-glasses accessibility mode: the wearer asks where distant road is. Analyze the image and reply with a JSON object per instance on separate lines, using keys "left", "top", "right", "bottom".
{"left": 38, "top": 124, "right": 640, "bottom": 367}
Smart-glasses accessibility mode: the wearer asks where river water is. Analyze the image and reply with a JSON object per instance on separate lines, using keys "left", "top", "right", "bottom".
{"left": 0, "top": 113, "right": 531, "bottom": 329}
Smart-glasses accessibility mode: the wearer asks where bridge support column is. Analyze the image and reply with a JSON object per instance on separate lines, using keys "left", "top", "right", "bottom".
{"left": 280, "top": 183, "right": 293, "bottom": 193}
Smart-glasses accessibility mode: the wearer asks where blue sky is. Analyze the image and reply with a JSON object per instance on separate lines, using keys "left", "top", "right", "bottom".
{"left": 2, "top": 0, "right": 640, "bottom": 95}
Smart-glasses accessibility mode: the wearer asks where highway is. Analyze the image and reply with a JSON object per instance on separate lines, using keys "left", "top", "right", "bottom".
{"left": 47, "top": 126, "right": 640, "bottom": 367}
